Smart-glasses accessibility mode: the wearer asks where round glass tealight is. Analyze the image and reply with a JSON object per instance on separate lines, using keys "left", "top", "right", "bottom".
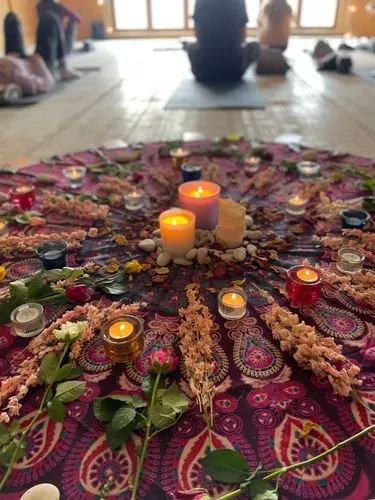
{"left": 36, "top": 240, "right": 68, "bottom": 270}
{"left": 102, "top": 315, "right": 144, "bottom": 363}
{"left": 297, "top": 161, "right": 321, "bottom": 182}
{"left": 287, "top": 265, "right": 322, "bottom": 305}
{"left": 11, "top": 303, "right": 46, "bottom": 338}
{"left": 124, "top": 191, "right": 145, "bottom": 211}
{"left": 340, "top": 209, "right": 371, "bottom": 229}
{"left": 337, "top": 247, "right": 365, "bottom": 274}
{"left": 244, "top": 156, "right": 261, "bottom": 173}
{"left": 218, "top": 287, "right": 247, "bottom": 320}
{"left": 286, "top": 195, "right": 308, "bottom": 216}
{"left": 181, "top": 164, "right": 202, "bottom": 182}
{"left": 63, "top": 166, "right": 87, "bottom": 189}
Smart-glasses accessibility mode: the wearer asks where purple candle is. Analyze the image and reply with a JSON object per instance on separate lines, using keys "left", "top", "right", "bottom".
{"left": 179, "top": 181, "right": 221, "bottom": 230}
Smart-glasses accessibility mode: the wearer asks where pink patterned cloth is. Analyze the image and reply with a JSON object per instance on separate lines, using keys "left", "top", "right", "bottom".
{"left": 0, "top": 55, "right": 55, "bottom": 96}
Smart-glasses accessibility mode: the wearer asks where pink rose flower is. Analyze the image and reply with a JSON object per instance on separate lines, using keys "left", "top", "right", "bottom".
{"left": 66, "top": 285, "right": 95, "bottom": 304}
{"left": 147, "top": 348, "right": 179, "bottom": 375}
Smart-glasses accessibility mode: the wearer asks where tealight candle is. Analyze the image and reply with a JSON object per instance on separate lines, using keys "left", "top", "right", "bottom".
{"left": 10, "top": 185, "right": 36, "bottom": 210}
{"left": 286, "top": 195, "right": 308, "bottom": 216}
{"left": 287, "top": 265, "right": 322, "bottom": 305}
{"left": 159, "top": 208, "right": 196, "bottom": 257}
{"left": 124, "top": 191, "right": 144, "bottom": 211}
{"left": 0, "top": 219, "right": 8, "bottom": 236}
{"left": 63, "top": 166, "right": 87, "bottom": 189}
{"left": 340, "top": 209, "right": 371, "bottom": 229}
{"left": 181, "top": 164, "right": 203, "bottom": 182}
{"left": 337, "top": 247, "right": 365, "bottom": 274}
{"left": 297, "top": 161, "right": 321, "bottom": 182}
{"left": 11, "top": 303, "right": 46, "bottom": 338}
{"left": 179, "top": 181, "right": 221, "bottom": 230}
{"left": 218, "top": 287, "right": 247, "bottom": 319}
{"left": 102, "top": 315, "right": 144, "bottom": 363}
{"left": 170, "top": 148, "right": 190, "bottom": 169}
{"left": 36, "top": 240, "right": 68, "bottom": 270}
{"left": 244, "top": 156, "right": 261, "bottom": 173}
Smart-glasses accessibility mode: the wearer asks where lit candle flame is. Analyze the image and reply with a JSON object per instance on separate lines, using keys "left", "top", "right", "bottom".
{"left": 195, "top": 186, "right": 204, "bottom": 198}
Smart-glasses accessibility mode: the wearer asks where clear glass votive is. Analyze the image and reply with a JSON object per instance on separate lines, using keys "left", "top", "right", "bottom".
{"left": 11, "top": 303, "right": 46, "bottom": 338}
{"left": 287, "top": 265, "right": 322, "bottom": 305}
{"left": 124, "top": 191, "right": 145, "bottom": 211}
{"left": 63, "top": 166, "right": 87, "bottom": 189}
{"left": 297, "top": 161, "right": 321, "bottom": 182}
{"left": 170, "top": 148, "right": 190, "bottom": 169}
{"left": 9, "top": 185, "right": 36, "bottom": 210}
{"left": 0, "top": 219, "right": 8, "bottom": 236}
{"left": 102, "top": 315, "right": 144, "bottom": 363}
{"left": 337, "top": 247, "right": 365, "bottom": 274}
{"left": 36, "top": 240, "right": 68, "bottom": 270}
{"left": 181, "top": 164, "right": 203, "bottom": 182}
{"left": 218, "top": 287, "right": 247, "bottom": 320}
{"left": 286, "top": 195, "right": 308, "bottom": 216}
{"left": 244, "top": 156, "right": 261, "bottom": 173}
{"left": 340, "top": 209, "right": 371, "bottom": 229}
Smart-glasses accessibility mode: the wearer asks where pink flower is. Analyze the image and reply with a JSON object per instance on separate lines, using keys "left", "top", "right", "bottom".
{"left": 66, "top": 285, "right": 95, "bottom": 303}
{"left": 88, "top": 227, "right": 99, "bottom": 238}
{"left": 147, "top": 348, "right": 179, "bottom": 375}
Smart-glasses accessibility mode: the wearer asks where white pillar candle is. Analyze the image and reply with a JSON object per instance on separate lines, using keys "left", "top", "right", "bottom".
{"left": 159, "top": 209, "right": 196, "bottom": 257}
{"left": 216, "top": 199, "right": 246, "bottom": 249}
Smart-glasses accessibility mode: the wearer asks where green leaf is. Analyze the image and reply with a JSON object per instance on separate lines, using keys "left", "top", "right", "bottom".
{"left": 0, "top": 440, "right": 26, "bottom": 464}
{"left": 39, "top": 352, "right": 59, "bottom": 385}
{"left": 162, "top": 382, "right": 189, "bottom": 412}
{"left": 93, "top": 398, "right": 123, "bottom": 422}
{"left": 0, "top": 425, "right": 10, "bottom": 447}
{"left": 112, "top": 407, "right": 136, "bottom": 431}
{"left": 47, "top": 399, "right": 66, "bottom": 422}
{"left": 54, "top": 363, "right": 74, "bottom": 382}
{"left": 134, "top": 412, "right": 147, "bottom": 430}
{"left": 99, "top": 282, "right": 129, "bottom": 296}
{"left": 27, "top": 276, "right": 53, "bottom": 299}
{"left": 106, "top": 394, "right": 135, "bottom": 404}
{"left": 131, "top": 395, "right": 147, "bottom": 408}
{"left": 149, "top": 401, "right": 177, "bottom": 429}
{"left": 105, "top": 422, "right": 135, "bottom": 451}
{"left": 66, "top": 367, "right": 84, "bottom": 380}
{"left": 55, "top": 381, "right": 86, "bottom": 403}
{"left": 364, "top": 177, "right": 375, "bottom": 192}
{"left": 43, "top": 269, "right": 65, "bottom": 282}
{"left": 200, "top": 449, "right": 250, "bottom": 484}
{"left": 249, "top": 479, "right": 278, "bottom": 500}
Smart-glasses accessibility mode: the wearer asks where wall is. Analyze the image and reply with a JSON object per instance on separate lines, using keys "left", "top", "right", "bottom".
{"left": 348, "top": 0, "right": 375, "bottom": 36}
{"left": 63, "top": 0, "right": 105, "bottom": 39}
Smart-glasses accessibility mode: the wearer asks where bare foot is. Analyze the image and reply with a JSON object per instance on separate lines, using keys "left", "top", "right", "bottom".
{"left": 60, "top": 68, "right": 82, "bottom": 81}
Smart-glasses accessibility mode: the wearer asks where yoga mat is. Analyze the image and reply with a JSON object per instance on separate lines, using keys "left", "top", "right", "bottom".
{"left": 0, "top": 66, "right": 101, "bottom": 108}
{"left": 165, "top": 78, "right": 265, "bottom": 110}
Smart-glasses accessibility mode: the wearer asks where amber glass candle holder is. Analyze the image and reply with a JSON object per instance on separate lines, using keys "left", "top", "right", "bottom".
{"left": 102, "top": 315, "right": 144, "bottom": 363}
{"left": 170, "top": 148, "right": 190, "bottom": 169}
{"left": 287, "top": 265, "right": 322, "bottom": 305}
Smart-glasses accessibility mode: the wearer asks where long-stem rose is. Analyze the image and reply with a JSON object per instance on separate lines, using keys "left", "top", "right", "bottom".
{"left": 147, "top": 348, "right": 179, "bottom": 375}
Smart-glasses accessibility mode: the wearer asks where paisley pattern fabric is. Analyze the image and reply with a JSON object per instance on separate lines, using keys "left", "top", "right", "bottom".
{"left": 0, "top": 142, "right": 374, "bottom": 499}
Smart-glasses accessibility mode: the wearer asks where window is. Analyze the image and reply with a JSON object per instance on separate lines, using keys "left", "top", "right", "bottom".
{"left": 113, "top": 0, "right": 148, "bottom": 30}
{"left": 300, "top": 0, "right": 338, "bottom": 28}
{"left": 246, "top": 0, "right": 261, "bottom": 28}
{"left": 151, "top": 0, "right": 185, "bottom": 29}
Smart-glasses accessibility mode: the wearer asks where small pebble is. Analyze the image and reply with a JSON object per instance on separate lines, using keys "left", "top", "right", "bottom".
{"left": 152, "top": 229, "right": 161, "bottom": 236}
{"left": 233, "top": 247, "right": 247, "bottom": 262}
{"left": 174, "top": 257, "right": 193, "bottom": 266}
{"left": 226, "top": 249, "right": 235, "bottom": 254}
{"left": 185, "top": 248, "right": 198, "bottom": 260}
{"left": 156, "top": 247, "right": 163, "bottom": 256}
{"left": 247, "top": 244, "right": 257, "bottom": 256}
{"left": 246, "top": 230, "right": 262, "bottom": 241}
{"left": 197, "top": 247, "right": 208, "bottom": 265}
{"left": 245, "top": 215, "right": 254, "bottom": 227}
{"left": 221, "top": 254, "right": 233, "bottom": 262}
{"left": 198, "top": 237, "right": 211, "bottom": 247}
{"left": 157, "top": 252, "right": 171, "bottom": 267}
{"left": 153, "top": 238, "right": 163, "bottom": 248}
{"left": 139, "top": 239, "right": 156, "bottom": 253}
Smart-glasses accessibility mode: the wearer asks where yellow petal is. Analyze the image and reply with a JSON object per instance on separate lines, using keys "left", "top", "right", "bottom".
{"left": 299, "top": 421, "right": 321, "bottom": 439}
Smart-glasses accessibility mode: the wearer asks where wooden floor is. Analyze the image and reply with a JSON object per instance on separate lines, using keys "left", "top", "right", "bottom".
{"left": 1, "top": 37, "right": 375, "bottom": 163}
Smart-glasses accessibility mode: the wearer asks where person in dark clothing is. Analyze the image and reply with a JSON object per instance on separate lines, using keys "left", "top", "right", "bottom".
{"left": 184, "top": 0, "right": 260, "bottom": 82}
{"left": 4, "top": 12, "right": 27, "bottom": 58}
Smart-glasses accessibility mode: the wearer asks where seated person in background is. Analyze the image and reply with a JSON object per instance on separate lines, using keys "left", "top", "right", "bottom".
{"left": 37, "top": 0, "right": 82, "bottom": 54}
{"left": 184, "top": 0, "right": 260, "bottom": 83}
{"left": 257, "top": 0, "right": 292, "bottom": 52}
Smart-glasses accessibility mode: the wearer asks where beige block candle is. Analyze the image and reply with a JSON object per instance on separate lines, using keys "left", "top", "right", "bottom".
{"left": 216, "top": 199, "right": 246, "bottom": 248}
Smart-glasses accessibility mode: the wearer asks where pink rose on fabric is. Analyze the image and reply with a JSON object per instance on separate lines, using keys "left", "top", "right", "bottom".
{"left": 66, "top": 285, "right": 95, "bottom": 304}
{"left": 147, "top": 348, "right": 179, "bottom": 375}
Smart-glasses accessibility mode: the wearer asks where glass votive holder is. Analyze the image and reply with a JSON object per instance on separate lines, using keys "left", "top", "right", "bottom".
{"left": 36, "top": 240, "right": 68, "bottom": 270}
{"left": 9, "top": 185, "right": 36, "bottom": 211}
{"left": 244, "top": 156, "right": 261, "bottom": 173}
{"left": 102, "top": 315, "right": 144, "bottom": 363}
{"left": 63, "top": 166, "right": 87, "bottom": 189}
{"left": 170, "top": 148, "right": 190, "bottom": 169}
{"left": 297, "top": 161, "right": 321, "bottom": 182}
{"left": 10, "top": 303, "right": 46, "bottom": 338}
{"left": 218, "top": 287, "right": 247, "bottom": 320}
{"left": 287, "top": 265, "right": 322, "bottom": 305}
{"left": 340, "top": 209, "right": 371, "bottom": 229}
{"left": 181, "top": 164, "right": 203, "bottom": 182}
{"left": 337, "top": 247, "right": 365, "bottom": 274}
{"left": 124, "top": 191, "right": 145, "bottom": 211}
{"left": 0, "top": 219, "right": 8, "bottom": 236}
{"left": 286, "top": 195, "right": 308, "bottom": 216}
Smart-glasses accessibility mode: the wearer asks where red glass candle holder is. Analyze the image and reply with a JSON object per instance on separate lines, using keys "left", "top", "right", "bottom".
{"left": 10, "top": 185, "right": 36, "bottom": 210}
{"left": 286, "top": 265, "right": 322, "bottom": 305}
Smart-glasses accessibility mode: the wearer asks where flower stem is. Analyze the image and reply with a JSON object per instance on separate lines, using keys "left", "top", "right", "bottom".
{"left": 216, "top": 423, "right": 375, "bottom": 500}
{"left": 130, "top": 370, "right": 162, "bottom": 500}
{"left": 0, "top": 343, "right": 69, "bottom": 491}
